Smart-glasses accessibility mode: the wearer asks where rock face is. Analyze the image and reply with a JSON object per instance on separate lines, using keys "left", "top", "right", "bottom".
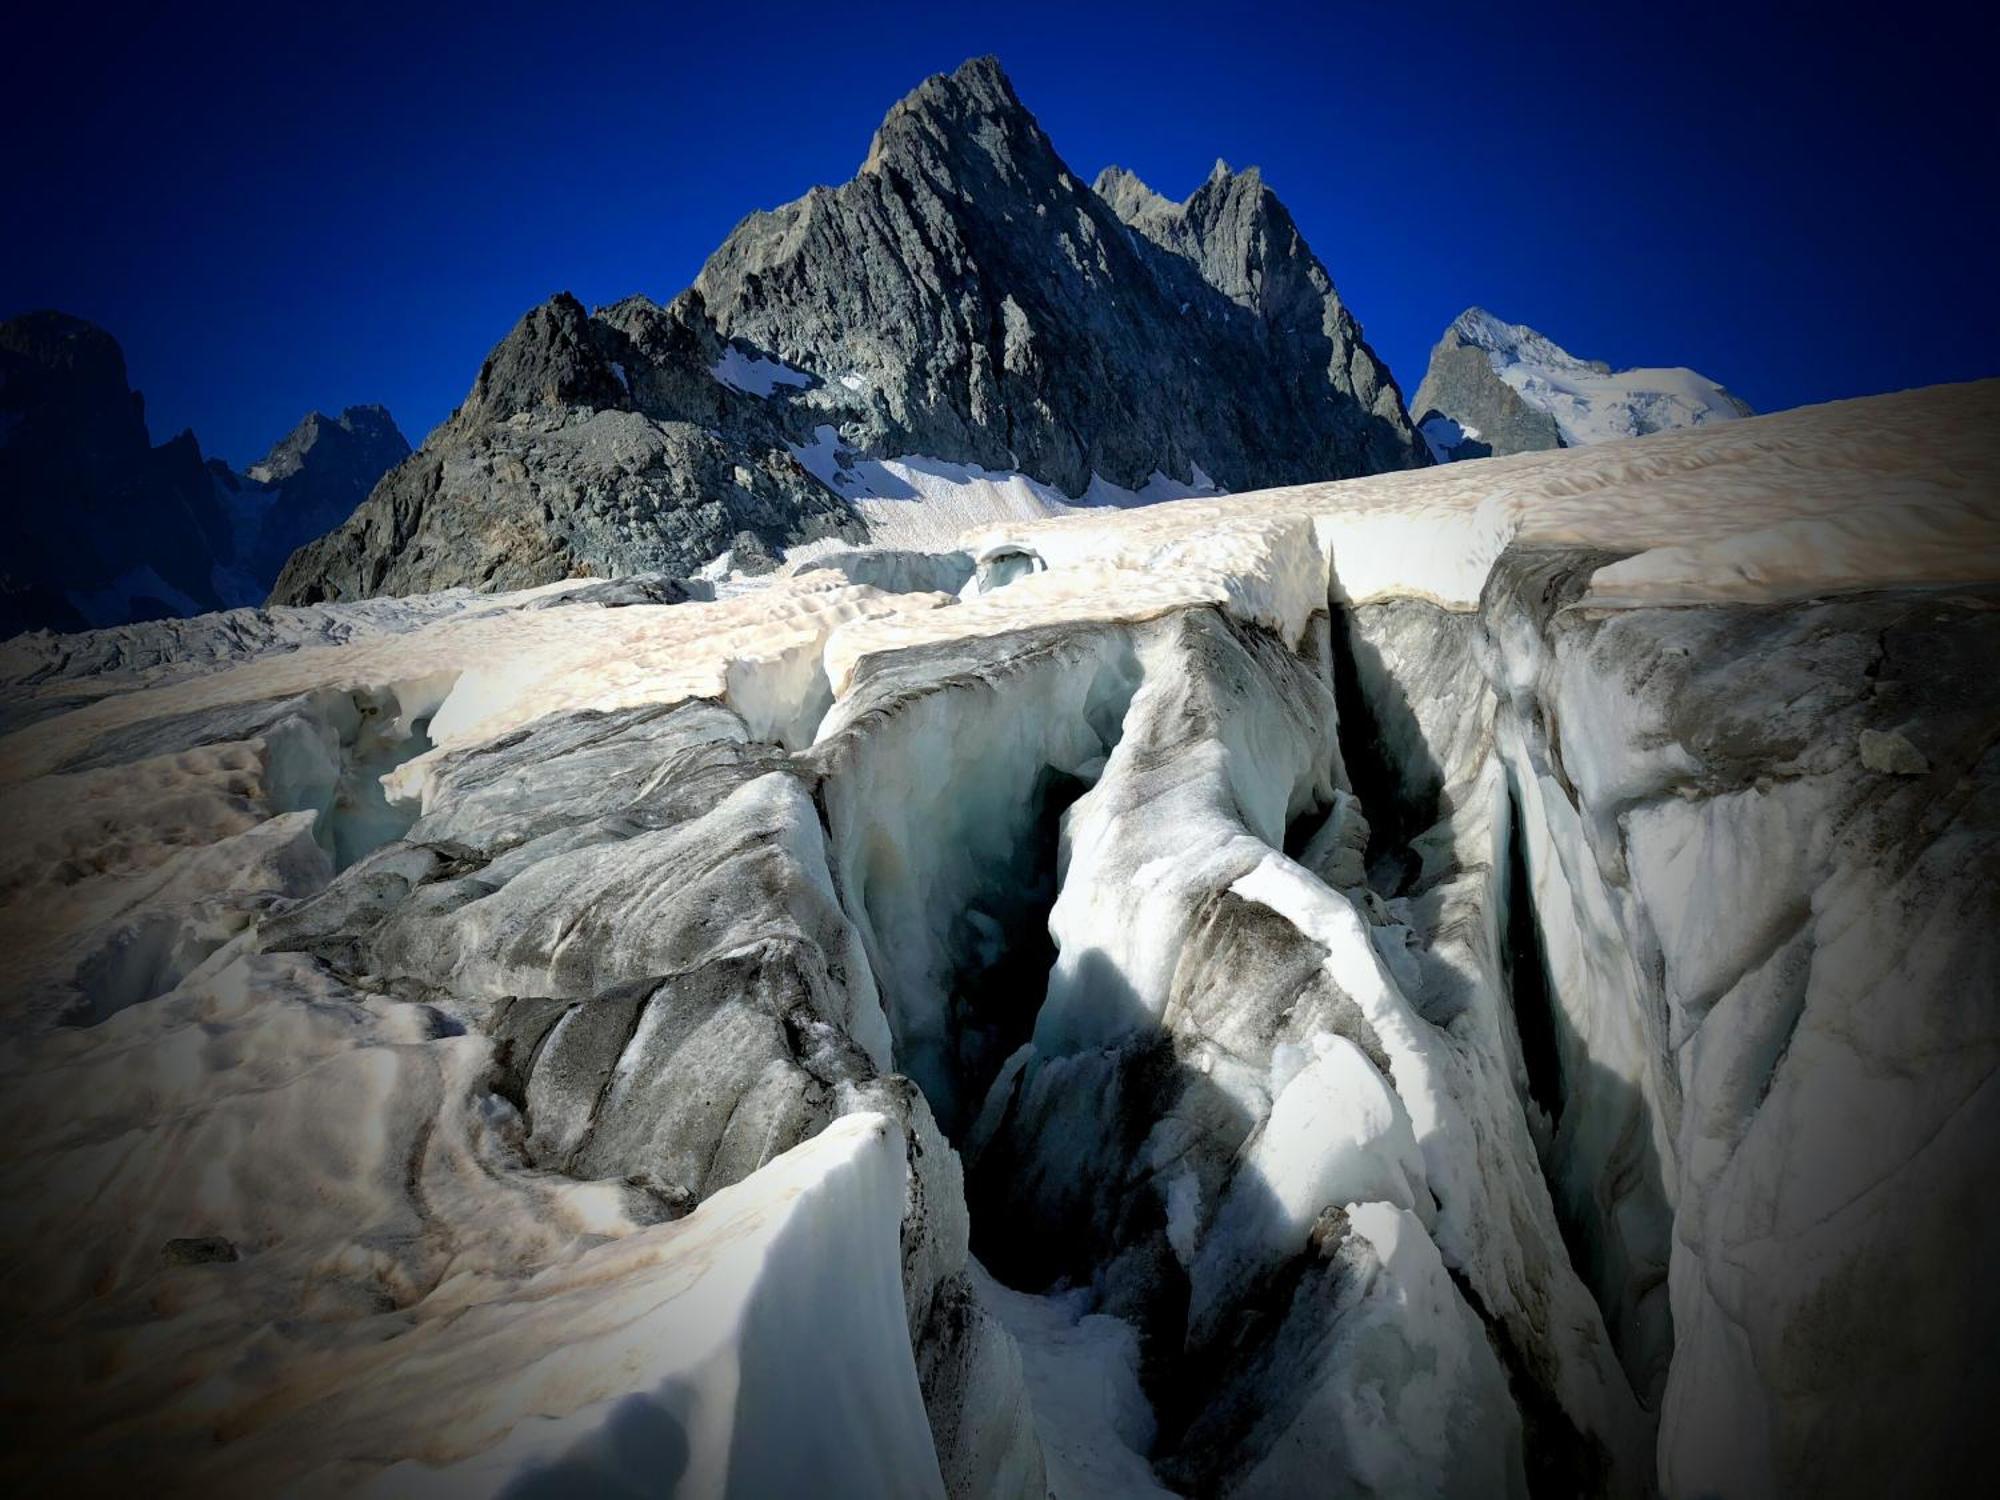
{"left": 2, "top": 380, "right": 1993, "bottom": 1495}
{"left": 272, "top": 57, "right": 1424, "bottom": 606}
{"left": 1412, "top": 306, "right": 1752, "bottom": 461}
{"left": 0, "top": 312, "right": 233, "bottom": 635}
{"left": 1092, "top": 159, "right": 1416, "bottom": 477}
{"left": 218, "top": 404, "right": 410, "bottom": 588}
{"left": 0, "top": 310, "right": 407, "bottom": 636}
{"left": 270, "top": 291, "right": 869, "bottom": 604}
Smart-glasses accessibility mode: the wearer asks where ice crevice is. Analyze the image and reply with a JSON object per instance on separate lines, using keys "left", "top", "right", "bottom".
{"left": 806, "top": 580, "right": 1622, "bottom": 1495}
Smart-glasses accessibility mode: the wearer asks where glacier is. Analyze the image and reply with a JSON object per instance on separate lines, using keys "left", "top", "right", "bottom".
{"left": 0, "top": 379, "right": 1995, "bottom": 1496}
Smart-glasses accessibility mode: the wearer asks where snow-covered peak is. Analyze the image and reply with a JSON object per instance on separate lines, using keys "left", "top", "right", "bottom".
{"left": 1433, "top": 306, "right": 1753, "bottom": 450}
{"left": 1446, "top": 307, "right": 1606, "bottom": 377}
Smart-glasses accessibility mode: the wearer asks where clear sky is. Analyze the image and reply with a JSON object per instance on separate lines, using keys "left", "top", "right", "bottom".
{"left": 5, "top": 0, "right": 1993, "bottom": 467}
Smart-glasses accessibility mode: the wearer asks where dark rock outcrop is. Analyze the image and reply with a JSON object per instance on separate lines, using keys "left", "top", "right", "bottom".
{"left": 270, "top": 292, "right": 866, "bottom": 604}
{"left": 1410, "top": 337, "right": 1566, "bottom": 461}
{"left": 1094, "top": 158, "right": 1417, "bottom": 476}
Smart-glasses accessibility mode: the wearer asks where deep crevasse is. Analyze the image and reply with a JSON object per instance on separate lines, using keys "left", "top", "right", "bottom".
{"left": 0, "top": 381, "right": 1993, "bottom": 1496}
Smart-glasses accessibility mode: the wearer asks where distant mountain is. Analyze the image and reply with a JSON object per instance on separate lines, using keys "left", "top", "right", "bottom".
{"left": 0, "top": 310, "right": 406, "bottom": 636}
{"left": 0, "top": 312, "right": 230, "bottom": 635}
{"left": 1411, "top": 307, "right": 1752, "bottom": 462}
{"left": 273, "top": 56, "right": 1424, "bottom": 605}
{"left": 212, "top": 405, "right": 410, "bottom": 597}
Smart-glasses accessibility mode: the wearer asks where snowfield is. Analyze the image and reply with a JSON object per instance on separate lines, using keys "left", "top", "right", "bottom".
{"left": 786, "top": 422, "right": 1223, "bottom": 553}
{"left": 0, "top": 380, "right": 1995, "bottom": 1497}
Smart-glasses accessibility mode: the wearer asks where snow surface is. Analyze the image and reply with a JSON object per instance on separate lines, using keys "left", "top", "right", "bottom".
{"left": 0, "top": 571, "right": 947, "bottom": 787}
{"left": 938, "top": 379, "right": 2000, "bottom": 614}
{"left": 1419, "top": 412, "right": 1479, "bottom": 462}
{"left": 0, "top": 948, "right": 943, "bottom": 1494}
{"left": 710, "top": 343, "right": 815, "bottom": 396}
{"left": 788, "top": 424, "right": 1221, "bottom": 553}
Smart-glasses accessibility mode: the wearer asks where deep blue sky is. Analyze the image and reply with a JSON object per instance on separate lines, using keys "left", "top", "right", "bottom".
{"left": 4, "top": 1, "right": 1993, "bottom": 467}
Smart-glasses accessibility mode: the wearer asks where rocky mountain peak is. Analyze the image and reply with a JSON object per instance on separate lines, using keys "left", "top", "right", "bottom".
{"left": 1096, "top": 160, "right": 1315, "bottom": 310}
{"left": 248, "top": 403, "right": 409, "bottom": 486}
{"left": 1, "top": 311, "right": 231, "bottom": 633}
{"left": 1091, "top": 165, "right": 1175, "bottom": 222}
{"left": 1443, "top": 306, "right": 1610, "bottom": 376}
{"left": 858, "top": 55, "right": 1041, "bottom": 179}
{"left": 0, "top": 308, "right": 411, "bottom": 633}
{"left": 465, "top": 291, "right": 632, "bottom": 421}
{"left": 276, "top": 56, "right": 1426, "bottom": 606}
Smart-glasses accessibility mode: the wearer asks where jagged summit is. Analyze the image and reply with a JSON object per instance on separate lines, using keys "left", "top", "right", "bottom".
{"left": 1091, "top": 164, "right": 1175, "bottom": 219}
{"left": 702, "top": 62, "right": 1423, "bottom": 485}
{"left": 0, "top": 309, "right": 133, "bottom": 399}
{"left": 1412, "top": 304, "right": 1753, "bottom": 462}
{"left": 246, "top": 404, "right": 405, "bottom": 484}
{"left": 1444, "top": 306, "right": 1614, "bottom": 376}
{"left": 857, "top": 54, "right": 1043, "bottom": 177}
{"left": 277, "top": 56, "right": 1425, "bottom": 605}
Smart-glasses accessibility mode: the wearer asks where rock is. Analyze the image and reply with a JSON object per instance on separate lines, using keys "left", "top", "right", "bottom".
{"left": 1409, "top": 336, "right": 1566, "bottom": 460}
{"left": 1858, "top": 726, "right": 1929, "bottom": 774}
{"left": 220, "top": 404, "right": 411, "bottom": 589}
{"left": 161, "top": 1235, "right": 239, "bottom": 1266}
{"left": 1, "top": 312, "right": 234, "bottom": 634}
{"left": 270, "top": 294, "right": 866, "bottom": 604}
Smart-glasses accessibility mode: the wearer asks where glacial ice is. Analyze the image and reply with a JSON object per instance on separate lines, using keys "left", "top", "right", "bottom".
{"left": 970, "top": 1262, "right": 1173, "bottom": 1500}
{"left": 0, "top": 380, "right": 1994, "bottom": 1496}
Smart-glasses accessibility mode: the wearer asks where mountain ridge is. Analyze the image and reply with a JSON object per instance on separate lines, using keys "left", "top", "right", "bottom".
{"left": 272, "top": 56, "right": 1425, "bottom": 606}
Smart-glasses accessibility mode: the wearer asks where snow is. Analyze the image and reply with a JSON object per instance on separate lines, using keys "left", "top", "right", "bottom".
{"left": 1, "top": 376, "right": 1993, "bottom": 1495}
{"left": 1248, "top": 1033, "right": 1426, "bottom": 1238}
{"left": 1449, "top": 306, "right": 1752, "bottom": 447}
{"left": 0, "top": 944, "right": 942, "bottom": 1494}
{"left": 1227, "top": 1200, "right": 1525, "bottom": 1500}
{"left": 1419, "top": 412, "right": 1478, "bottom": 462}
{"left": 710, "top": 343, "right": 815, "bottom": 396}
{"left": 1188, "top": 1030, "right": 1428, "bottom": 1330}
{"left": 0, "top": 571, "right": 947, "bottom": 787}
{"left": 970, "top": 1264, "right": 1173, "bottom": 1499}
{"left": 360, "top": 1112, "right": 942, "bottom": 1499}
{"left": 937, "top": 379, "right": 2000, "bottom": 613}
{"left": 787, "top": 424, "right": 1222, "bottom": 554}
